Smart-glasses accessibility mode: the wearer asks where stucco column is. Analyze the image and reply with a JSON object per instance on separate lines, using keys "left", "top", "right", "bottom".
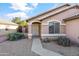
{"left": 60, "top": 24, "right": 66, "bottom": 34}
{"left": 28, "top": 23, "right": 32, "bottom": 39}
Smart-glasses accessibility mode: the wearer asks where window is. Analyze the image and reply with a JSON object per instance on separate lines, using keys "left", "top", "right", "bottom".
{"left": 49, "top": 21, "right": 60, "bottom": 34}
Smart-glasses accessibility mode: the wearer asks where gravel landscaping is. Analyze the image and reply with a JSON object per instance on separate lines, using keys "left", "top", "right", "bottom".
{"left": 0, "top": 39, "right": 39, "bottom": 56}
{"left": 42, "top": 41, "right": 79, "bottom": 56}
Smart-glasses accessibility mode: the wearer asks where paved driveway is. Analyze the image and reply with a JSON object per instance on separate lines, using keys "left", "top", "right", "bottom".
{"left": 0, "top": 39, "right": 39, "bottom": 56}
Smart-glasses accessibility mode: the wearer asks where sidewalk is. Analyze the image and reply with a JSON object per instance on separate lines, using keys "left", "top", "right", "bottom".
{"left": 31, "top": 38, "right": 62, "bottom": 56}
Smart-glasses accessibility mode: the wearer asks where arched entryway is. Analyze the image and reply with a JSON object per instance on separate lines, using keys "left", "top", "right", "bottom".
{"left": 32, "top": 22, "right": 41, "bottom": 38}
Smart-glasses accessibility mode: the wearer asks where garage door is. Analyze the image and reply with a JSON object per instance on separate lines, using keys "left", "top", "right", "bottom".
{"left": 66, "top": 18, "right": 79, "bottom": 43}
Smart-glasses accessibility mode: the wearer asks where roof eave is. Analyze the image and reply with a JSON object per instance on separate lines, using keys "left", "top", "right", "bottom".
{"left": 64, "top": 14, "right": 79, "bottom": 22}
{"left": 26, "top": 4, "right": 70, "bottom": 21}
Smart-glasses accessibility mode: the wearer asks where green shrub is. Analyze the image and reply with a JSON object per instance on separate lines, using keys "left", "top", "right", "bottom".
{"left": 57, "top": 36, "right": 71, "bottom": 46}
{"left": 8, "top": 32, "right": 25, "bottom": 41}
{"left": 42, "top": 38, "right": 51, "bottom": 43}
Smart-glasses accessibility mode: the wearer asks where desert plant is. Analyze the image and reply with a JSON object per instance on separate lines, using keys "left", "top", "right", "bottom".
{"left": 57, "top": 36, "right": 71, "bottom": 46}
{"left": 8, "top": 32, "right": 25, "bottom": 41}
{"left": 42, "top": 38, "right": 51, "bottom": 43}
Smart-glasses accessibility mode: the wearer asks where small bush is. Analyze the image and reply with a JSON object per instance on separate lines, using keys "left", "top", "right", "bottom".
{"left": 8, "top": 32, "right": 25, "bottom": 41}
{"left": 42, "top": 38, "right": 51, "bottom": 43}
{"left": 57, "top": 36, "right": 71, "bottom": 46}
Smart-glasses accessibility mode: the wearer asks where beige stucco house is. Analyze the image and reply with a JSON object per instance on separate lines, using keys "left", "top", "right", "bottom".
{"left": 0, "top": 19, "right": 18, "bottom": 32}
{"left": 27, "top": 4, "right": 79, "bottom": 44}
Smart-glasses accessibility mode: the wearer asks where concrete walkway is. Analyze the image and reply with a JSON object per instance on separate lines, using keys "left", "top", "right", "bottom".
{"left": 31, "top": 38, "right": 62, "bottom": 56}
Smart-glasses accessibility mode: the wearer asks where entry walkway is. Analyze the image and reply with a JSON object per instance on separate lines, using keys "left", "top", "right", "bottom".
{"left": 31, "top": 38, "right": 62, "bottom": 56}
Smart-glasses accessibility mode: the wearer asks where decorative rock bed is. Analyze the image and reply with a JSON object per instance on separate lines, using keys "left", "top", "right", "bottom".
{"left": 0, "top": 35, "right": 8, "bottom": 43}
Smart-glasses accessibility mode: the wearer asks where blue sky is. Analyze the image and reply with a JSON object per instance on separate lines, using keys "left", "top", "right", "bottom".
{"left": 0, "top": 3, "right": 59, "bottom": 20}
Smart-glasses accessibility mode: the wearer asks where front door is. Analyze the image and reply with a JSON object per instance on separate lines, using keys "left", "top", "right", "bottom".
{"left": 32, "top": 22, "right": 41, "bottom": 38}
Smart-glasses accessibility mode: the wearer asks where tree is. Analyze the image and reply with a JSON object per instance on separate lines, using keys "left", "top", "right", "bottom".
{"left": 11, "top": 17, "right": 28, "bottom": 27}
{"left": 19, "top": 20, "right": 28, "bottom": 27}
{"left": 17, "top": 20, "right": 28, "bottom": 33}
{"left": 12, "top": 17, "right": 21, "bottom": 24}
{"left": 11, "top": 17, "right": 28, "bottom": 33}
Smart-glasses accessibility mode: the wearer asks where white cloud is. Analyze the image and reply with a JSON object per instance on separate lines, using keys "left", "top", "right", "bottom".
{"left": 31, "top": 3, "right": 38, "bottom": 7}
{"left": 10, "top": 3, "right": 39, "bottom": 11}
{"left": 6, "top": 12, "right": 29, "bottom": 20}
{"left": 7, "top": 3, "right": 39, "bottom": 20}
{"left": 10, "top": 3, "right": 32, "bottom": 11}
